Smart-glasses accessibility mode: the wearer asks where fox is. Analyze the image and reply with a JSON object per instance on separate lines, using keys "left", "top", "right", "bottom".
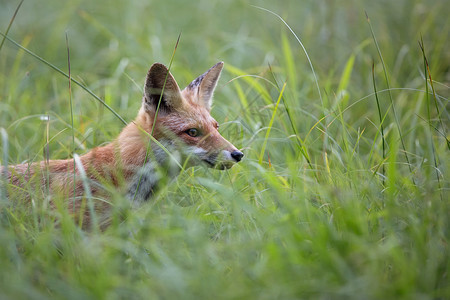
{"left": 2, "top": 61, "right": 243, "bottom": 226}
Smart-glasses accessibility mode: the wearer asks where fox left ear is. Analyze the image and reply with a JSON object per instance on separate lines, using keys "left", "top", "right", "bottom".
{"left": 186, "top": 62, "right": 224, "bottom": 111}
{"left": 144, "top": 63, "right": 184, "bottom": 114}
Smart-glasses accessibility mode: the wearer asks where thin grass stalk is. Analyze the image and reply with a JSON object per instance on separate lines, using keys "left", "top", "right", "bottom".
{"left": 335, "top": 92, "right": 350, "bottom": 155}
{"left": 44, "top": 114, "right": 50, "bottom": 206}
{"left": 150, "top": 32, "right": 181, "bottom": 136}
{"left": 252, "top": 6, "right": 323, "bottom": 106}
{"left": 0, "top": 128, "right": 8, "bottom": 201}
{"left": 66, "top": 33, "right": 77, "bottom": 206}
{"left": 372, "top": 61, "right": 386, "bottom": 185}
{"left": 0, "top": 0, "right": 24, "bottom": 53}
{"left": 418, "top": 37, "right": 449, "bottom": 150}
{"left": 365, "top": 12, "right": 415, "bottom": 184}
{"left": 419, "top": 38, "right": 442, "bottom": 201}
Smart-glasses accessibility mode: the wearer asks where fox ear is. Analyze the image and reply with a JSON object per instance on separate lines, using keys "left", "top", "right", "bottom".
{"left": 186, "top": 62, "right": 224, "bottom": 111}
{"left": 143, "top": 63, "right": 184, "bottom": 113}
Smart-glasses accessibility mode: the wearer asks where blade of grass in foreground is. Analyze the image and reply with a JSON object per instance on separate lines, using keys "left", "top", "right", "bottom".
{"left": 259, "top": 82, "right": 286, "bottom": 165}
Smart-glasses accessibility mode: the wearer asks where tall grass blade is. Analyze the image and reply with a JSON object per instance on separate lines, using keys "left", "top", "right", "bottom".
{"left": 259, "top": 82, "right": 286, "bottom": 165}
{"left": 66, "top": 33, "right": 77, "bottom": 207}
{"left": 365, "top": 12, "right": 415, "bottom": 183}
{"left": 336, "top": 54, "right": 355, "bottom": 109}
{"left": 43, "top": 115, "right": 50, "bottom": 203}
{"left": 0, "top": 128, "right": 8, "bottom": 201}
{"left": 281, "top": 31, "right": 297, "bottom": 100}
{"left": 419, "top": 37, "right": 442, "bottom": 200}
{"left": 371, "top": 61, "right": 386, "bottom": 185}
{"left": 418, "top": 37, "right": 449, "bottom": 150}
{"left": 252, "top": 6, "right": 323, "bottom": 106}
{"left": 0, "top": 0, "right": 24, "bottom": 53}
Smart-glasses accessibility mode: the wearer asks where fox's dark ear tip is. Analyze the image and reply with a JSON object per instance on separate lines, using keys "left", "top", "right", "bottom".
{"left": 215, "top": 61, "right": 224, "bottom": 68}
{"left": 149, "top": 63, "right": 168, "bottom": 72}
{"left": 151, "top": 62, "right": 166, "bottom": 67}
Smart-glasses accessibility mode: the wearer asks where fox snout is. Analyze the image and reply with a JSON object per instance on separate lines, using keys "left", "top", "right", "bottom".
{"left": 189, "top": 147, "right": 243, "bottom": 170}
{"left": 211, "top": 148, "right": 244, "bottom": 170}
{"left": 231, "top": 150, "right": 244, "bottom": 162}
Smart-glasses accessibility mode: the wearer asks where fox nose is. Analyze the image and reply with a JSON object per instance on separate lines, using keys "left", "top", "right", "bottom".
{"left": 231, "top": 150, "right": 244, "bottom": 162}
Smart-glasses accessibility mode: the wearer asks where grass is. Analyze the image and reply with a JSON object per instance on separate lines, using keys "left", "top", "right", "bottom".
{"left": 0, "top": 0, "right": 449, "bottom": 299}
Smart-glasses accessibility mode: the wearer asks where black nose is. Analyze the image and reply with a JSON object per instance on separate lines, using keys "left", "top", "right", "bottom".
{"left": 231, "top": 150, "right": 244, "bottom": 162}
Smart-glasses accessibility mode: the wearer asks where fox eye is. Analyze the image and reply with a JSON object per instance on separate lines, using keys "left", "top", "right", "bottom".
{"left": 185, "top": 128, "right": 200, "bottom": 137}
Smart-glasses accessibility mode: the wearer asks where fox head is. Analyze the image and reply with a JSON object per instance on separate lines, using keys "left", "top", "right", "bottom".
{"left": 138, "top": 62, "right": 243, "bottom": 170}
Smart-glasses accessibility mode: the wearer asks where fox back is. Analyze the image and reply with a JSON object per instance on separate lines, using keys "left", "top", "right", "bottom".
{"left": 4, "top": 62, "right": 243, "bottom": 225}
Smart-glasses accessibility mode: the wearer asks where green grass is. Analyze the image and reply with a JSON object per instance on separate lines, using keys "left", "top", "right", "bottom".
{"left": 0, "top": 0, "right": 449, "bottom": 299}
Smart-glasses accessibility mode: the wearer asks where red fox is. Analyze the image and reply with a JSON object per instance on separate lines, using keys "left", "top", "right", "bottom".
{"left": 3, "top": 62, "right": 243, "bottom": 225}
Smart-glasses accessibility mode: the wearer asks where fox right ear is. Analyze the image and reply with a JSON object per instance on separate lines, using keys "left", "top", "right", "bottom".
{"left": 143, "top": 63, "right": 184, "bottom": 113}
{"left": 185, "top": 62, "right": 224, "bottom": 111}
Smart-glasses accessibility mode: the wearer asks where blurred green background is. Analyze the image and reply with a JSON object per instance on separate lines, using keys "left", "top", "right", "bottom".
{"left": 0, "top": 0, "right": 449, "bottom": 299}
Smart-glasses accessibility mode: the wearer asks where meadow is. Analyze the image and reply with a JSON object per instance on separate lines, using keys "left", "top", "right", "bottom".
{"left": 0, "top": 0, "right": 448, "bottom": 299}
